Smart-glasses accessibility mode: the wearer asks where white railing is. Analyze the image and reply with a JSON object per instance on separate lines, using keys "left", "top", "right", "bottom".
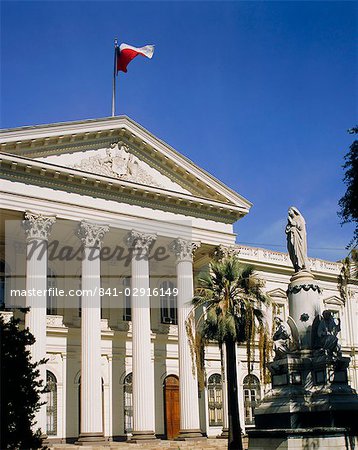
{"left": 236, "top": 245, "right": 340, "bottom": 274}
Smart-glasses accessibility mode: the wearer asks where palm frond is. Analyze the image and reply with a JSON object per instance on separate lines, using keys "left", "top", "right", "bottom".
{"left": 188, "top": 254, "right": 270, "bottom": 384}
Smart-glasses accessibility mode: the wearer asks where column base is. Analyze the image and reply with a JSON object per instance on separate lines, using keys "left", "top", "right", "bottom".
{"left": 176, "top": 429, "right": 205, "bottom": 440}
{"left": 129, "top": 430, "right": 157, "bottom": 442}
{"left": 217, "top": 428, "right": 229, "bottom": 438}
{"left": 75, "top": 432, "right": 106, "bottom": 445}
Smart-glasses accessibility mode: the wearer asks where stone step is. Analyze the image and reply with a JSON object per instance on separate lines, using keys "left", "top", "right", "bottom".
{"left": 49, "top": 439, "right": 230, "bottom": 450}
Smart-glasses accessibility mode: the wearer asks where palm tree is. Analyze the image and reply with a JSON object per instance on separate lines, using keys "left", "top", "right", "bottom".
{"left": 188, "top": 255, "right": 270, "bottom": 450}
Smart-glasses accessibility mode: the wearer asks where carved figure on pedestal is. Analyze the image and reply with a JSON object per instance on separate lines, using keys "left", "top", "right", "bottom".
{"left": 285, "top": 207, "right": 310, "bottom": 272}
{"left": 316, "top": 310, "right": 341, "bottom": 358}
{"left": 272, "top": 317, "right": 291, "bottom": 360}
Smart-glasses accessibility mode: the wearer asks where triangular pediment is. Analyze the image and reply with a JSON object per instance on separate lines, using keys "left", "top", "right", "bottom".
{"left": 36, "top": 141, "right": 190, "bottom": 194}
{"left": 0, "top": 116, "right": 251, "bottom": 214}
{"left": 267, "top": 288, "right": 287, "bottom": 300}
{"left": 323, "top": 295, "right": 344, "bottom": 306}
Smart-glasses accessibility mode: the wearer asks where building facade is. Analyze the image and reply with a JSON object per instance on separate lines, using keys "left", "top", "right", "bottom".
{"left": 0, "top": 117, "right": 357, "bottom": 443}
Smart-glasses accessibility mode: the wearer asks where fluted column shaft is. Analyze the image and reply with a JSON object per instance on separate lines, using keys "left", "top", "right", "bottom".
{"left": 77, "top": 221, "right": 109, "bottom": 443}
{"left": 169, "top": 239, "right": 202, "bottom": 439}
{"left": 127, "top": 231, "right": 157, "bottom": 440}
{"left": 23, "top": 211, "right": 56, "bottom": 437}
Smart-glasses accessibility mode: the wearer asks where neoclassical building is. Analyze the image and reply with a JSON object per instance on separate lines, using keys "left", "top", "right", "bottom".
{"left": 0, "top": 116, "right": 357, "bottom": 444}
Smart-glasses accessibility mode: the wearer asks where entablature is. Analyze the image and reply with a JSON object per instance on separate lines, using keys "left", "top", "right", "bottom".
{"left": 0, "top": 152, "right": 243, "bottom": 224}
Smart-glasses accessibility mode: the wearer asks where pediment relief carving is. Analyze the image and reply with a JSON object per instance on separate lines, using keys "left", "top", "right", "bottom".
{"left": 71, "top": 142, "right": 163, "bottom": 188}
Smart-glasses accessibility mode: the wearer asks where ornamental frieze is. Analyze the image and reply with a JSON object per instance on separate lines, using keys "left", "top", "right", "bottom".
{"left": 286, "top": 284, "right": 322, "bottom": 295}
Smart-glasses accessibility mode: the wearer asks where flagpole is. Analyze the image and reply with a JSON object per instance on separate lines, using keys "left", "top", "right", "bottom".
{"left": 112, "top": 38, "right": 118, "bottom": 117}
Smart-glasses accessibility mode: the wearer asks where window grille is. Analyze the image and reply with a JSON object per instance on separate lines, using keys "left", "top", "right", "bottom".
{"left": 46, "top": 371, "right": 57, "bottom": 435}
{"left": 243, "top": 374, "right": 260, "bottom": 425}
{"left": 123, "top": 277, "right": 131, "bottom": 321}
{"left": 47, "top": 267, "right": 57, "bottom": 315}
{"left": 160, "top": 281, "right": 177, "bottom": 325}
{"left": 123, "top": 372, "right": 133, "bottom": 433}
{"left": 0, "top": 260, "right": 10, "bottom": 309}
{"left": 208, "top": 373, "right": 223, "bottom": 426}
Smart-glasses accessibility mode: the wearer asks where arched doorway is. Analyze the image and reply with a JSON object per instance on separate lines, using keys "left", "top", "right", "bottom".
{"left": 164, "top": 375, "right": 180, "bottom": 439}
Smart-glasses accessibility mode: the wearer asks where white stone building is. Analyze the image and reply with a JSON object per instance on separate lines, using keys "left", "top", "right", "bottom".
{"left": 0, "top": 116, "right": 357, "bottom": 444}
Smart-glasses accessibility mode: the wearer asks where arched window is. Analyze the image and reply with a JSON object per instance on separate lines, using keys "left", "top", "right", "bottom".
{"left": 243, "top": 374, "right": 260, "bottom": 426}
{"left": 46, "top": 371, "right": 57, "bottom": 435}
{"left": 123, "top": 373, "right": 133, "bottom": 433}
{"left": 208, "top": 373, "right": 223, "bottom": 426}
{"left": 160, "top": 281, "right": 177, "bottom": 324}
{"left": 123, "top": 277, "right": 131, "bottom": 321}
{"left": 47, "top": 267, "right": 57, "bottom": 315}
{"left": 0, "top": 260, "right": 10, "bottom": 309}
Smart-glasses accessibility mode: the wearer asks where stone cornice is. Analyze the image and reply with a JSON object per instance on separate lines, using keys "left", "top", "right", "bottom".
{"left": 0, "top": 116, "right": 252, "bottom": 211}
{"left": 0, "top": 153, "right": 243, "bottom": 223}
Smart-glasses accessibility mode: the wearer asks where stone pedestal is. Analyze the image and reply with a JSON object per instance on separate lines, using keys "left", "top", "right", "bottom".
{"left": 253, "top": 354, "right": 358, "bottom": 432}
{"left": 250, "top": 268, "right": 358, "bottom": 449}
{"left": 249, "top": 210, "right": 358, "bottom": 449}
{"left": 287, "top": 270, "right": 322, "bottom": 349}
{"left": 248, "top": 428, "right": 357, "bottom": 450}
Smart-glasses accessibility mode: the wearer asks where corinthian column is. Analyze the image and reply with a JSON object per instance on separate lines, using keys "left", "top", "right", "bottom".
{"left": 23, "top": 211, "right": 56, "bottom": 437}
{"left": 169, "top": 239, "right": 203, "bottom": 439}
{"left": 126, "top": 230, "right": 157, "bottom": 441}
{"left": 76, "top": 221, "right": 109, "bottom": 444}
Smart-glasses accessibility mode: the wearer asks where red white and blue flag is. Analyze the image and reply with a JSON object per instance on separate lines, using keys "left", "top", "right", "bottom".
{"left": 116, "top": 43, "right": 155, "bottom": 73}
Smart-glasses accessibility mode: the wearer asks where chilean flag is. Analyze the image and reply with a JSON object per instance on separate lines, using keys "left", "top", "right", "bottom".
{"left": 116, "top": 43, "right": 155, "bottom": 73}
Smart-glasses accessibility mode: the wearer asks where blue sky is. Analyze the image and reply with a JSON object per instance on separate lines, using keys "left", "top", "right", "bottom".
{"left": 1, "top": 1, "right": 357, "bottom": 261}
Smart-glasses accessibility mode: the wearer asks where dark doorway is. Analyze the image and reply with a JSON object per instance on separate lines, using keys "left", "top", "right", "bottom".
{"left": 164, "top": 375, "right": 180, "bottom": 440}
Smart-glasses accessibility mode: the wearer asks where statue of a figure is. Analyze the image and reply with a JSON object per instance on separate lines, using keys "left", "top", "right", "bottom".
{"left": 317, "top": 310, "right": 341, "bottom": 357}
{"left": 285, "top": 207, "right": 310, "bottom": 272}
{"left": 273, "top": 317, "right": 292, "bottom": 360}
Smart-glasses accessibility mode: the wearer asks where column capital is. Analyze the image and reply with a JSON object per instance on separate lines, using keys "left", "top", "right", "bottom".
{"left": 77, "top": 221, "right": 109, "bottom": 249}
{"left": 125, "top": 230, "right": 157, "bottom": 256}
{"left": 168, "top": 238, "right": 201, "bottom": 262}
{"left": 23, "top": 211, "right": 56, "bottom": 241}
